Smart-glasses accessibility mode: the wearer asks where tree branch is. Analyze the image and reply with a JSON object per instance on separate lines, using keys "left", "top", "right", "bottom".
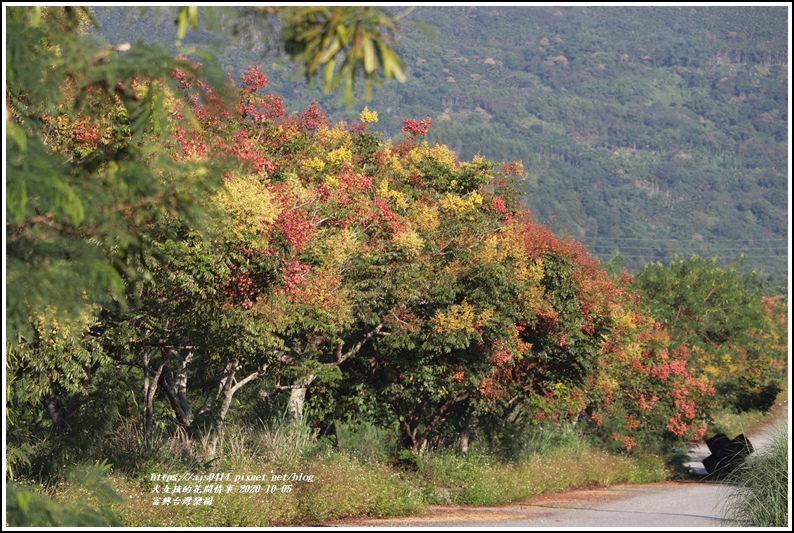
{"left": 230, "top": 365, "right": 268, "bottom": 395}
{"left": 332, "top": 323, "right": 384, "bottom": 365}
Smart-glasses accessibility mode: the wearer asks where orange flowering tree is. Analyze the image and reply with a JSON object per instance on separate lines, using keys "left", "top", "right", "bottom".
{"left": 271, "top": 113, "right": 716, "bottom": 453}
{"left": 633, "top": 256, "right": 786, "bottom": 415}
{"left": 9, "top": 46, "right": 718, "bottom": 462}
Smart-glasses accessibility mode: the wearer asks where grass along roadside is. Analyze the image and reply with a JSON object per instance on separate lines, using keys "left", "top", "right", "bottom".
{"left": 719, "top": 387, "right": 788, "bottom": 527}
{"left": 10, "top": 384, "right": 786, "bottom": 526}
{"left": 32, "top": 424, "right": 671, "bottom": 526}
{"left": 17, "top": 397, "right": 790, "bottom": 528}
{"left": 721, "top": 423, "right": 788, "bottom": 527}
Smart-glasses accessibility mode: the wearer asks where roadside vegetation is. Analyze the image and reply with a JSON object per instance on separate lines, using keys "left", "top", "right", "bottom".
{"left": 6, "top": 6, "right": 787, "bottom": 527}
{"left": 721, "top": 424, "right": 788, "bottom": 527}
{"left": 707, "top": 386, "right": 787, "bottom": 439}
{"left": 9, "top": 420, "right": 670, "bottom": 526}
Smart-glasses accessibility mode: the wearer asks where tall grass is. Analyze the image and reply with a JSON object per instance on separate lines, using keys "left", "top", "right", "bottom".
{"left": 39, "top": 419, "right": 671, "bottom": 526}
{"left": 414, "top": 446, "right": 667, "bottom": 506}
{"left": 722, "top": 424, "right": 788, "bottom": 527}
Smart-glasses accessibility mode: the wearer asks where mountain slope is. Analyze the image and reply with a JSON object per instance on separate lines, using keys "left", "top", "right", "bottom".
{"left": 90, "top": 6, "right": 790, "bottom": 291}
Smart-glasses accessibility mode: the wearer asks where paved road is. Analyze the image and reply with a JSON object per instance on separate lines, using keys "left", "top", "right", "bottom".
{"left": 333, "top": 401, "right": 787, "bottom": 528}
{"left": 340, "top": 481, "right": 737, "bottom": 527}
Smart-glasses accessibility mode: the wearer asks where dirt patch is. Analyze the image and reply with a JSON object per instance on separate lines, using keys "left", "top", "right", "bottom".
{"left": 326, "top": 507, "right": 550, "bottom": 527}
{"left": 523, "top": 488, "right": 627, "bottom": 507}
{"left": 324, "top": 484, "right": 678, "bottom": 526}
{"left": 748, "top": 399, "right": 788, "bottom": 436}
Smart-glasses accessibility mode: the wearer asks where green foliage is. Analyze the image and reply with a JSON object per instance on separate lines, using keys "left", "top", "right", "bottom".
{"left": 6, "top": 462, "right": 124, "bottom": 527}
{"left": 485, "top": 424, "right": 590, "bottom": 462}
{"left": 164, "top": 6, "right": 409, "bottom": 108}
{"left": 633, "top": 255, "right": 787, "bottom": 413}
{"left": 393, "top": 449, "right": 424, "bottom": 472}
{"left": 280, "top": 7, "right": 408, "bottom": 105}
{"left": 6, "top": 6, "right": 228, "bottom": 346}
{"left": 415, "top": 444, "right": 667, "bottom": 507}
{"left": 335, "top": 421, "right": 401, "bottom": 462}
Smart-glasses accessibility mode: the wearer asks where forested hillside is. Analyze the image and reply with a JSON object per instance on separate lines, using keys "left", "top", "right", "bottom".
{"left": 90, "top": 5, "right": 789, "bottom": 292}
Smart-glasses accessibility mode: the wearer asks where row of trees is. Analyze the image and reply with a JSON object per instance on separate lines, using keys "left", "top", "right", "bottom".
{"left": 5, "top": 4, "right": 406, "bottom": 477}
{"left": 6, "top": 7, "right": 785, "bottom": 489}
{"left": 6, "top": 50, "right": 711, "bottom": 457}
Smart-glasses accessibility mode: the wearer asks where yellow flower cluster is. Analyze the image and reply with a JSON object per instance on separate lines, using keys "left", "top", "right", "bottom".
{"left": 439, "top": 191, "right": 483, "bottom": 215}
{"left": 31, "top": 303, "right": 97, "bottom": 346}
{"left": 596, "top": 375, "right": 619, "bottom": 395}
{"left": 377, "top": 179, "right": 409, "bottom": 210}
{"left": 515, "top": 258, "right": 545, "bottom": 284}
{"left": 407, "top": 142, "right": 457, "bottom": 168}
{"left": 360, "top": 106, "right": 379, "bottom": 124}
{"left": 386, "top": 150, "right": 406, "bottom": 174}
{"left": 393, "top": 229, "right": 424, "bottom": 257}
{"left": 462, "top": 153, "right": 486, "bottom": 167}
{"left": 478, "top": 307, "right": 495, "bottom": 326}
{"left": 314, "top": 228, "right": 358, "bottom": 267}
{"left": 474, "top": 232, "right": 549, "bottom": 320}
{"left": 433, "top": 301, "right": 494, "bottom": 334}
{"left": 317, "top": 122, "right": 352, "bottom": 146}
{"left": 721, "top": 353, "right": 738, "bottom": 374}
{"left": 411, "top": 202, "right": 439, "bottom": 232}
{"left": 609, "top": 303, "right": 636, "bottom": 329}
{"left": 477, "top": 234, "right": 523, "bottom": 265}
{"left": 326, "top": 146, "right": 353, "bottom": 166}
{"left": 433, "top": 300, "right": 476, "bottom": 334}
{"left": 300, "top": 157, "right": 326, "bottom": 173}
{"left": 456, "top": 153, "right": 490, "bottom": 180}
{"left": 324, "top": 174, "right": 339, "bottom": 188}
{"left": 287, "top": 172, "right": 315, "bottom": 203}
{"left": 514, "top": 259, "right": 550, "bottom": 320}
{"left": 519, "top": 283, "right": 551, "bottom": 321}
{"left": 213, "top": 175, "right": 279, "bottom": 240}
{"left": 690, "top": 346, "right": 736, "bottom": 379}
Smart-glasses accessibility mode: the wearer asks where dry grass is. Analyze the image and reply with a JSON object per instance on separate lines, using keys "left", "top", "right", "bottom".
{"left": 43, "top": 422, "right": 670, "bottom": 526}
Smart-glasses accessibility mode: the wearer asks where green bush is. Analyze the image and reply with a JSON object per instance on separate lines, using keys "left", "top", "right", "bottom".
{"left": 393, "top": 449, "right": 424, "bottom": 472}
{"left": 484, "top": 423, "right": 590, "bottom": 461}
{"left": 6, "top": 462, "right": 124, "bottom": 527}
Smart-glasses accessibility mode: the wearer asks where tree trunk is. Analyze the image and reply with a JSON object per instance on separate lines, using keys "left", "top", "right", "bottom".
{"left": 160, "top": 350, "right": 193, "bottom": 426}
{"left": 460, "top": 427, "right": 470, "bottom": 454}
{"left": 418, "top": 438, "right": 428, "bottom": 454}
{"left": 399, "top": 415, "right": 421, "bottom": 452}
{"left": 398, "top": 395, "right": 472, "bottom": 453}
{"left": 207, "top": 362, "right": 236, "bottom": 457}
{"left": 43, "top": 393, "right": 70, "bottom": 432}
{"left": 42, "top": 361, "right": 100, "bottom": 433}
{"left": 206, "top": 360, "right": 266, "bottom": 458}
{"left": 142, "top": 351, "right": 167, "bottom": 450}
{"left": 285, "top": 374, "right": 316, "bottom": 425}
{"left": 460, "top": 415, "right": 473, "bottom": 454}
